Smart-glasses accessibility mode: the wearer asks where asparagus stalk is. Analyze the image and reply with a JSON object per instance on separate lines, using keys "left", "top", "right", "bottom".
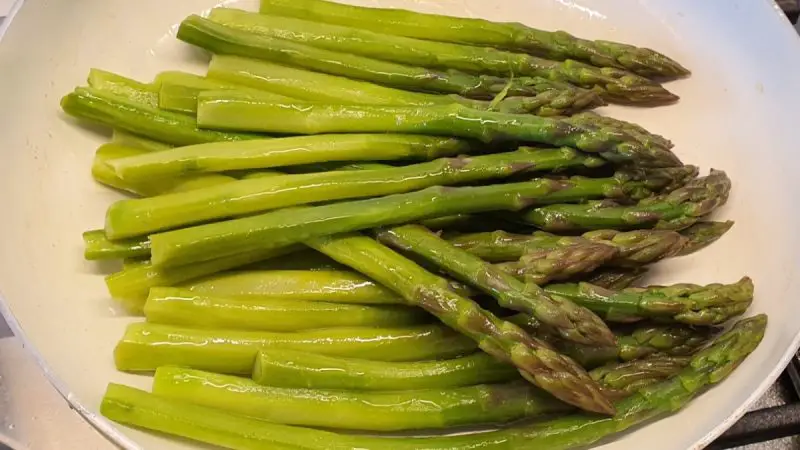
{"left": 61, "top": 87, "right": 261, "bottom": 146}
{"left": 582, "top": 267, "right": 649, "bottom": 290}
{"left": 198, "top": 92, "right": 680, "bottom": 168}
{"left": 87, "top": 69, "right": 159, "bottom": 108}
{"left": 377, "top": 225, "right": 614, "bottom": 346}
{"left": 307, "top": 233, "right": 614, "bottom": 415}
{"left": 106, "top": 149, "right": 608, "bottom": 238}
{"left": 258, "top": 0, "right": 690, "bottom": 78}
{"left": 204, "top": 54, "right": 602, "bottom": 116}
{"left": 544, "top": 277, "right": 754, "bottom": 325}
{"left": 148, "top": 169, "right": 689, "bottom": 268}
{"left": 102, "top": 315, "right": 766, "bottom": 450}
{"left": 111, "top": 129, "right": 172, "bottom": 152}
{"left": 253, "top": 350, "right": 518, "bottom": 390}
{"left": 523, "top": 169, "right": 733, "bottom": 231}
{"left": 565, "top": 111, "right": 673, "bottom": 151}
{"left": 591, "top": 356, "right": 690, "bottom": 401}
{"left": 83, "top": 230, "right": 150, "bottom": 261}
{"left": 144, "top": 287, "right": 428, "bottom": 331}
{"left": 201, "top": 10, "right": 676, "bottom": 105}
{"left": 245, "top": 250, "right": 345, "bottom": 271}
{"left": 677, "top": 220, "right": 735, "bottom": 256}
{"left": 115, "top": 322, "right": 478, "bottom": 373}
{"left": 109, "top": 133, "right": 472, "bottom": 182}
{"left": 155, "top": 366, "right": 565, "bottom": 431}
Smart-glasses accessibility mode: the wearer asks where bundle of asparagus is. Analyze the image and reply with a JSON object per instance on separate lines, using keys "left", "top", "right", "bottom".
{"left": 60, "top": 1, "right": 764, "bottom": 449}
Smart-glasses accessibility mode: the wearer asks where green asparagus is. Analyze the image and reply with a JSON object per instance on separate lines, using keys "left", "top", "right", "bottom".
{"left": 114, "top": 322, "right": 478, "bottom": 373}
{"left": 105, "top": 149, "right": 609, "bottom": 238}
{"left": 143, "top": 287, "right": 429, "bottom": 331}
{"left": 111, "top": 129, "right": 172, "bottom": 152}
{"left": 523, "top": 169, "right": 732, "bottom": 231}
{"left": 201, "top": 10, "right": 677, "bottom": 105}
{"left": 566, "top": 111, "right": 673, "bottom": 151}
{"left": 198, "top": 92, "right": 681, "bottom": 168}
{"left": 258, "top": 0, "right": 690, "bottom": 78}
{"left": 109, "top": 133, "right": 473, "bottom": 182}
{"left": 83, "top": 230, "right": 150, "bottom": 261}
{"left": 307, "top": 233, "right": 614, "bottom": 415}
{"left": 252, "top": 350, "right": 518, "bottom": 390}
{"left": 377, "top": 225, "right": 614, "bottom": 346}
{"left": 154, "top": 366, "right": 566, "bottom": 431}
{"left": 147, "top": 169, "right": 691, "bottom": 271}
{"left": 591, "top": 356, "right": 690, "bottom": 401}
{"left": 202, "top": 54, "right": 602, "bottom": 116}
{"left": 87, "top": 69, "right": 159, "bottom": 108}
{"left": 101, "top": 315, "right": 766, "bottom": 450}
{"left": 582, "top": 267, "right": 649, "bottom": 290}
{"left": 543, "top": 277, "right": 753, "bottom": 325}
{"left": 61, "top": 87, "right": 261, "bottom": 146}
{"left": 677, "top": 220, "right": 735, "bottom": 256}
{"left": 244, "top": 250, "right": 345, "bottom": 271}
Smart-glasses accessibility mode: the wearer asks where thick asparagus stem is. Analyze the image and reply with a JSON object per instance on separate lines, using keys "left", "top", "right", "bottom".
{"left": 581, "top": 267, "right": 649, "bottom": 290}
{"left": 87, "top": 69, "right": 159, "bottom": 109}
{"left": 114, "top": 322, "right": 478, "bottom": 373}
{"left": 102, "top": 315, "right": 766, "bottom": 450}
{"left": 109, "top": 133, "right": 472, "bottom": 181}
{"left": 258, "top": 0, "right": 690, "bottom": 78}
{"left": 544, "top": 277, "right": 754, "bottom": 325}
{"left": 154, "top": 367, "right": 566, "bottom": 431}
{"left": 252, "top": 350, "right": 518, "bottom": 390}
{"left": 377, "top": 225, "right": 614, "bottom": 346}
{"left": 148, "top": 170, "right": 685, "bottom": 269}
{"left": 106, "top": 149, "right": 607, "bottom": 238}
{"left": 201, "top": 10, "right": 676, "bottom": 105}
{"left": 677, "top": 220, "right": 735, "bottom": 256}
{"left": 61, "top": 87, "right": 261, "bottom": 146}
{"left": 143, "top": 287, "right": 428, "bottom": 331}
{"left": 156, "top": 71, "right": 293, "bottom": 114}
{"left": 307, "top": 233, "right": 614, "bottom": 415}
{"left": 202, "top": 54, "right": 602, "bottom": 117}
{"left": 83, "top": 229, "right": 150, "bottom": 261}
{"left": 111, "top": 129, "right": 172, "bottom": 152}
{"left": 524, "top": 170, "right": 732, "bottom": 232}
{"left": 197, "top": 93, "right": 680, "bottom": 168}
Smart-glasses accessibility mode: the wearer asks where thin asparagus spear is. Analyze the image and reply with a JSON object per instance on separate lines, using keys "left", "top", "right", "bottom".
{"left": 60, "top": 87, "right": 261, "bottom": 146}
{"left": 252, "top": 350, "right": 518, "bottom": 390}
{"left": 582, "top": 229, "right": 687, "bottom": 266}
{"left": 544, "top": 277, "right": 754, "bottom": 325}
{"left": 258, "top": 0, "right": 689, "bottom": 78}
{"left": 523, "top": 169, "right": 733, "bottom": 231}
{"left": 377, "top": 225, "right": 614, "bottom": 346}
{"left": 566, "top": 111, "right": 673, "bottom": 151}
{"left": 200, "top": 10, "right": 676, "bottom": 105}
{"left": 203, "top": 54, "right": 601, "bottom": 116}
{"left": 102, "top": 315, "right": 766, "bottom": 450}
{"left": 148, "top": 170, "right": 688, "bottom": 267}
{"left": 582, "top": 267, "right": 649, "bottom": 290}
{"left": 115, "top": 322, "right": 478, "bottom": 373}
{"left": 111, "top": 129, "right": 172, "bottom": 152}
{"left": 83, "top": 230, "right": 150, "bottom": 261}
{"left": 677, "top": 220, "right": 735, "bottom": 256}
{"left": 307, "top": 233, "right": 614, "bottom": 415}
{"left": 109, "top": 133, "right": 474, "bottom": 182}
{"left": 143, "top": 287, "right": 427, "bottom": 331}
{"left": 197, "top": 92, "right": 680, "bottom": 168}
{"left": 591, "top": 356, "right": 690, "bottom": 401}
{"left": 154, "top": 367, "right": 566, "bottom": 431}
{"left": 87, "top": 69, "right": 159, "bottom": 108}
{"left": 106, "top": 149, "right": 609, "bottom": 238}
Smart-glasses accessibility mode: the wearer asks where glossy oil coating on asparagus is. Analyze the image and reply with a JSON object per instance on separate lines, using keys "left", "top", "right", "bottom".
{"left": 677, "top": 220, "right": 735, "bottom": 256}
{"left": 590, "top": 356, "right": 690, "bottom": 401}
{"left": 198, "top": 10, "right": 677, "bottom": 105}
{"left": 377, "top": 225, "right": 614, "bottom": 346}
{"left": 87, "top": 69, "right": 159, "bottom": 109}
{"left": 306, "top": 233, "right": 615, "bottom": 415}
{"left": 114, "top": 322, "right": 477, "bottom": 374}
{"left": 544, "top": 277, "right": 753, "bottom": 325}
{"left": 101, "top": 315, "right": 766, "bottom": 450}
{"left": 258, "top": 0, "right": 690, "bottom": 78}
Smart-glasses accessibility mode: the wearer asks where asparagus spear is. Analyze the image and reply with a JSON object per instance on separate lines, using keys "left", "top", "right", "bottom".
{"left": 83, "top": 230, "right": 150, "bottom": 261}
{"left": 155, "top": 366, "right": 565, "bottom": 431}
{"left": 582, "top": 267, "right": 649, "bottom": 290}
{"left": 61, "top": 87, "right": 261, "bottom": 146}
{"left": 87, "top": 69, "right": 159, "bottom": 109}
{"left": 523, "top": 169, "right": 733, "bottom": 231}
{"left": 144, "top": 287, "right": 428, "bottom": 331}
{"left": 677, "top": 220, "right": 735, "bottom": 256}
{"left": 106, "top": 149, "right": 609, "bottom": 238}
{"left": 495, "top": 238, "right": 618, "bottom": 284}
{"left": 200, "top": 10, "right": 676, "bottom": 105}
{"left": 307, "top": 233, "right": 614, "bottom": 415}
{"left": 544, "top": 277, "right": 754, "bottom": 325}
{"left": 102, "top": 315, "right": 765, "bottom": 450}
{"left": 115, "top": 322, "right": 478, "bottom": 373}
{"left": 253, "top": 350, "right": 518, "bottom": 390}
{"left": 590, "top": 356, "right": 690, "bottom": 401}
{"left": 111, "top": 129, "right": 172, "bottom": 152}
{"left": 203, "top": 54, "right": 602, "bottom": 117}
{"left": 148, "top": 169, "right": 689, "bottom": 268}
{"left": 109, "top": 133, "right": 472, "bottom": 182}
{"left": 377, "top": 225, "right": 614, "bottom": 346}
{"left": 245, "top": 250, "right": 345, "bottom": 271}
{"left": 565, "top": 111, "right": 673, "bottom": 151}
{"left": 258, "top": 0, "right": 689, "bottom": 78}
